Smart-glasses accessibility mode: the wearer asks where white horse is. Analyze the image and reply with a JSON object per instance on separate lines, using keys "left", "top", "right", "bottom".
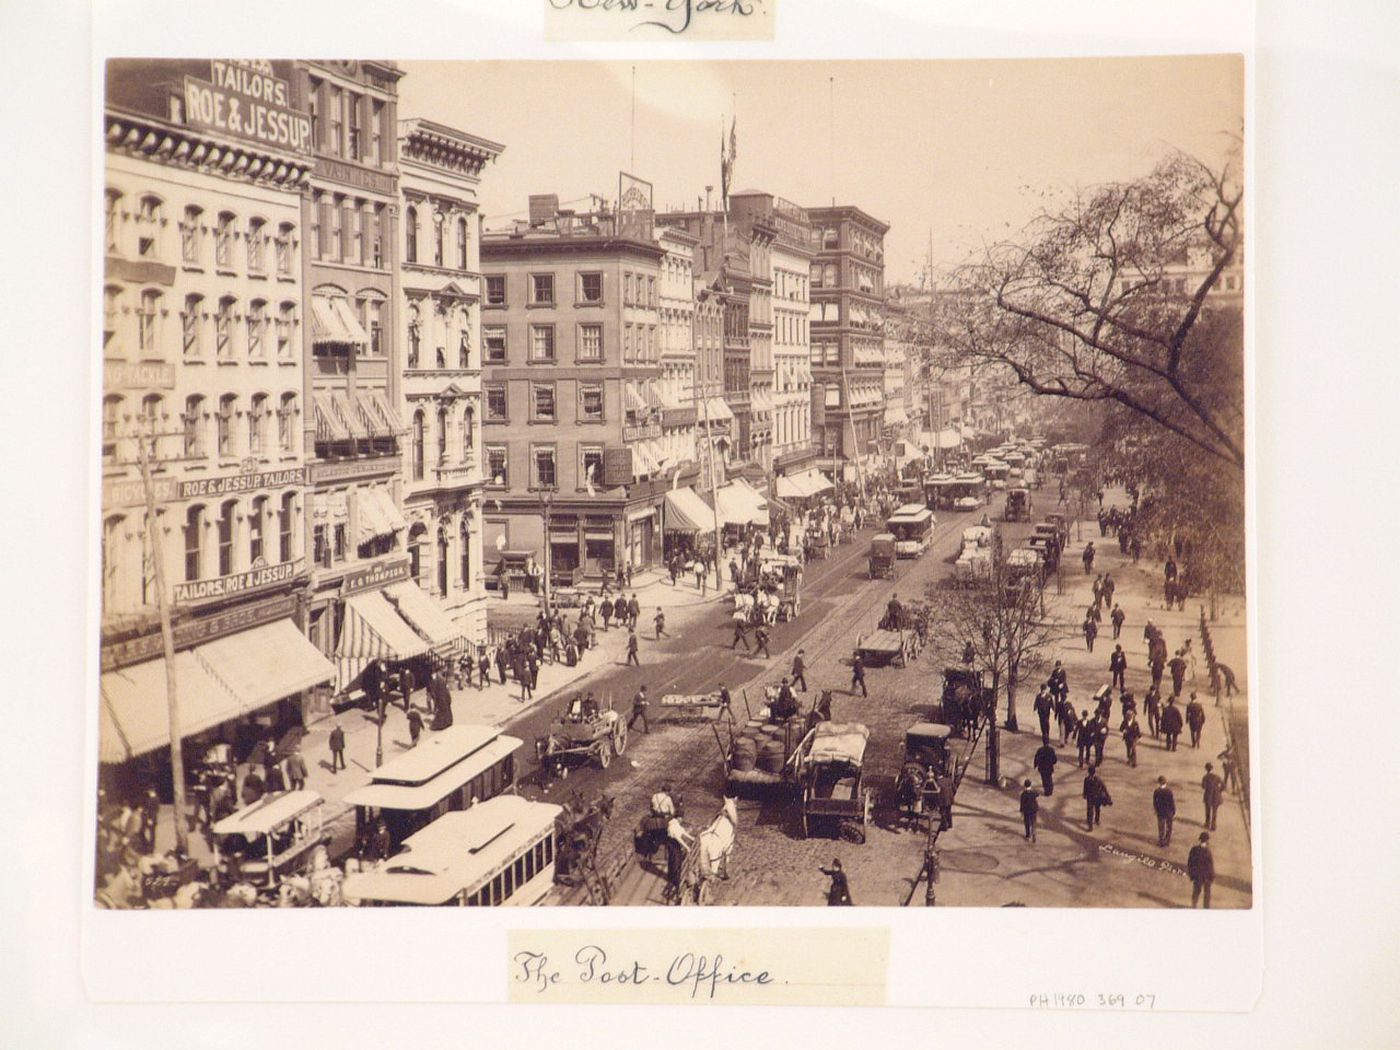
{"left": 685, "top": 798, "right": 738, "bottom": 904}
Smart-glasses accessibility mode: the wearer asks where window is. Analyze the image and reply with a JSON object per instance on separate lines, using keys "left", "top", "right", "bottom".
{"left": 184, "top": 505, "right": 204, "bottom": 582}
{"left": 407, "top": 304, "right": 422, "bottom": 368}
{"left": 313, "top": 524, "right": 329, "bottom": 568}
{"left": 529, "top": 273, "right": 554, "bottom": 305}
{"left": 137, "top": 196, "right": 162, "bottom": 258}
{"left": 411, "top": 411, "right": 425, "bottom": 481}
{"left": 485, "top": 385, "right": 508, "bottom": 421}
{"left": 405, "top": 205, "right": 418, "bottom": 263}
{"left": 334, "top": 521, "right": 347, "bottom": 562}
{"left": 249, "top": 393, "right": 268, "bottom": 454}
{"left": 103, "top": 286, "right": 121, "bottom": 351}
{"left": 361, "top": 296, "right": 383, "bottom": 355}
{"left": 182, "top": 395, "right": 205, "bottom": 458}
{"left": 459, "top": 518, "right": 471, "bottom": 589}
{"left": 247, "top": 218, "right": 266, "bottom": 273}
{"left": 486, "top": 446, "right": 508, "bottom": 486}
{"left": 529, "top": 325, "right": 555, "bottom": 363}
{"left": 278, "top": 393, "right": 297, "bottom": 452}
{"left": 532, "top": 384, "right": 557, "bottom": 421}
{"left": 215, "top": 297, "right": 235, "bottom": 360}
{"left": 102, "top": 395, "right": 123, "bottom": 463}
{"left": 328, "top": 85, "right": 343, "bottom": 154}
{"left": 461, "top": 405, "right": 474, "bottom": 460}
{"left": 624, "top": 272, "right": 634, "bottom": 304}
{"left": 456, "top": 309, "right": 471, "bottom": 368}
{"left": 578, "top": 383, "right": 604, "bottom": 422}
{"left": 217, "top": 395, "right": 237, "bottom": 456}
{"left": 247, "top": 300, "right": 267, "bottom": 358}
{"left": 275, "top": 222, "right": 294, "bottom": 275}
{"left": 215, "top": 212, "right": 235, "bottom": 269}
{"left": 105, "top": 190, "right": 122, "bottom": 254}
{"left": 182, "top": 295, "right": 203, "bottom": 357}
{"left": 370, "top": 205, "right": 385, "bottom": 268}
{"left": 328, "top": 197, "right": 343, "bottom": 262}
{"left": 181, "top": 205, "right": 203, "bottom": 265}
{"left": 577, "top": 323, "right": 602, "bottom": 362}
{"left": 217, "top": 501, "right": 237, "bottom": 576}
{"left": 249, "top": 496, "right": 267, "bottom": 565}
{"left": 579, "top": 272, "right": 603, "bottom": 304}
{"left": 647, "top": 275, "right": 656, "bottom": 306}
{"left": 277, "top": 302, "right": 296, "bottom": 359}
{"left": 457, "top": 217, "right": 469, "bottom": 269}
{"left": 279, "top": 493, "right": 295, "bottom": 562}
{"left": 485, "top": 275, "right": 506, "bottom": 306}
{"left": 622, "top": 325, "right": 632, "bottom": 363}
{"left": 436, "top": 406, "right": 449, "bottom": 464}
{"left": 138, "top": 290, "right": 161, "bottom": 356}
{"left": 370, "top": 99, "right": 384, "bottom": 163}
{"left": 348, "top": 203, "right": 363, "bottom": 265}
{"left": 483, "top": 326, "right": 506, "bottom": 364}
{"left": 532, "top": 446, "right": 557, "bottom": 489}
{"left": 347, "top": 91, "right": 361, "bottom": 160}
{"left": 433, "top": 212, "right": 444, "bottom": 266}
{"left": 579, "top": 445, "right": 603, "bottom": 489}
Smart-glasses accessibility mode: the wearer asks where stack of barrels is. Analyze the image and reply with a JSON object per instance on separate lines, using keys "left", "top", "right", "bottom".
{"left": 729, "top": 720, "right": 790, "bottom": 775}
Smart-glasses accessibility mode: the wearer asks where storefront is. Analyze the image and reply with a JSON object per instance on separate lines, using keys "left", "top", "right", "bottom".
{"left": 626, "top": 507, "right": 657, "bottom": 569}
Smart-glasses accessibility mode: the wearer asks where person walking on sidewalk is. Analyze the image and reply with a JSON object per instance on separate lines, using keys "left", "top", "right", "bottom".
{"left": 695, "top": 560, "right": 707, "bottom": 594}
{"left": 654, "top": 607, "right": 667, "bottom": 640}
{"left": 1153, "top": 776, "right": 1177, "bottom": 846}
{"left": 1083, "top": 616, "right": 1098, "bottom": 653}
{"left": 1019, "top": 780, "right": 1040, "bottom": 842}
{"left": 1110, "top": 644, "right": 1128, "bottom": 690}
{"left": 286, "top": 745, "right": 308, "bottom": 791}
{"left": 1102, "top": 572, "right": 1115, "bottom": 609}
{"left": 1033, "top": 741, "right": 1058, "bottom": 797}
{"left": 1187, "top": 833, "right": 1215, "bottom": 908}
{"left": 1033, "top": 686, "right": 1055, "bottom": 745}
{"left": 1048, "top": 661, "right": 1068, "bottom": 704}
{"left": 1083, "top": 765, "right": 1112, "bottom": 830}
{"left": 1122, "top": 713, "right": 1142, "bottom": 768}
{"left": 754, "top": 624, "right": 771, "bottom": 660}
{"left": 628, "top": 593, "right": 642, "bottom": 630}
{"left": 935, "top": 771, "right": 955, "bottom": 830}
{"left": 1082, "top": 541, "right": 1095, "bottom": 574}
{"left": 407, "top": 706, "right": 424, "bottom": 747}
{"left": 1144, "top": 684, "right": 1162, "bottom": 738}
{"left": 1169, "top": 650, "right": 1188, "bottom": 697}
{"left": 477, "top": 650, "right": 491, "bottom": 690}
{"left": 495, "top": 645, "right": 508, "bottom": 686}
{"left": 1160, "top": 696, "right": 1184, "bottom": 751}
{"left": 819, "top": 859, "right": 853, "bottom": 906}
{"left": 1057, "top": 695, "right": 1077, "bottom": 746}
{"left": 851, "top": 653, "right": 868, "bottom": 698}
{"left": 1076, "top": 712, "right": 1095, "bottom": 768}
{"left": 628, "top": 686, "right": 650, "bottom": 735}
{"left": 1186, "top": 693, "right": 1206, "bottom": 748}
{"left": 1110, "top": 603, "right": 1125, "bottom": 639}
{"left": 1092, "top": 714, "right": 1110, "bottom": 767}
{"left": 791, "top": 649, "right": 808, "bottom": 692}
{"left": 599, "top": 599, "right": 613, "bottom": 632}
{"left": 612, "top": 595, "right": 628, "bottom": 630}
{"left": 625, "top": 628, "right": 640, "bottom": 667}
{"left": 1201, "top": 763, "right": 1225, "bottom": 830}
{"left": 1218, "top": 744, "right": 1239, "bottom": 794}
{"left": 329, "top": 723, "right": 346, "bottom": 774}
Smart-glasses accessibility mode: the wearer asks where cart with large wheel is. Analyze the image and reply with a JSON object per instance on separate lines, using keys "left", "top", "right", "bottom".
{"left": 799, "top": 722, "right": 873, "bottom": 843}
{"left": 855, "top": 628, "right": 915, "bottom": 668}
{"left": 535, "top": 697, "right": 628, "bottom": 779}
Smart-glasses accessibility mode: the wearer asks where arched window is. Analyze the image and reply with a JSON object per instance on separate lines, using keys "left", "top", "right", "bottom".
{"left": 249, "top": 495, "right": 267, "bottom": 564}
{"left": 276, "top": 301, "right": 296, "bottom": 358}
{"left": 433, "top": 212, "right": 444, "bottom": 266}
{"left": 436, "top": 406, "right": 448, "bottom": 464}
{"left": 217, "top": 500, "right": 237, "bottom": 576}
{"left": 408, "top": 522, "right": 428, "bottom": 587}
{"left": 181, "top": 205, "right": 203, "bottom": 265}
{"left": 461, "top": 404, "right": 474, "bottom": 462}
{"left": 247, "top": 217, "right": 267, "bottom": 272}
{"left": 138, "top": 289, "right": 162, "bottom": 355}
{"left": 217, "top": 394, "right": 237, "bottom": 457}
{"left": 457, "top": 307, "right": 471, "bottom": 368}
{"left": 183, "top": 504, "right": 205, "bottom": 583}
{"left": 215, "top": 211, "right": 237, "bottom": 269}
{"left": 436, "top": 524, "right": 449, "bottom": 596}
{"left": 459, "top": 516, "right": 471, "bottom": 589}
{"left": 457, "top": 217, "right": 469, "bottom": 269}
{"left": 278, "top": 492, "right": 296, "bottom": 562}
{"left": 182, "top": 294, "right": 204, "bottom": 357}
{"left": 103, "top": 285, "right": 122, "bottom": 351}
{"left": 140, "top": 394, "right": 164, "bottom": 459}
{"left": 275, "top": 221, "right": 295, "bottom": 276}
{"left": 247, "top": 299, "right": 268, "bottom": 358}
{"left": 105, "top": 189, "right": 123, "bottom": 254}
{"left": 102, "top": 394, "right": 124, "bottom": 464}
{"left": 407, "top": 303, "right": 421, "bottom": 368}
{"left": 411, "top": 410, "right": 425, "bottom": 481}
{"left": 278, "top": 392, "right": 297, "bottom": 452}
{"left": 405, "top": 205, "right": 418, "bottom": 263}
{"left": 249, "top": 393, "right": 269, "bottom": 454}
{"left": 216, "top": 296, "right": 236, "bottom": 359}
{"left": 183, "top": 394, "right": 205, "bottom": 458}
{"left": 137, "top": 196, "right": 163, "bottom": 258}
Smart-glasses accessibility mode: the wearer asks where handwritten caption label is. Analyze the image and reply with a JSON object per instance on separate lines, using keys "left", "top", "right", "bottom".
{"left": 544, "top": 0, "right": 776, "bottom": 41}
{"left": 508, "top": 927, "right": 886, "bottom": 1005}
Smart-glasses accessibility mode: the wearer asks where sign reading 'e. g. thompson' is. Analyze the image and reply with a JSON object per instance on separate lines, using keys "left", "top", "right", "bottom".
{"left": 183, "top": 60, "right": 312, "bottom": 154}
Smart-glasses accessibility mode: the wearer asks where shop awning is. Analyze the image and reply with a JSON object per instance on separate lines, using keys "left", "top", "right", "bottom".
{"left": 751, "top": 387, "right": 773, "bottom": 413}
{"left": 334, "top": 392, "right": 369, "bottom": 441}
{"left": 335, "top": 590, "right": 430, "bottom": 663}
{"left": 885, "top": 403, "right": 909, "bottom": 424}
{"left": 357, "top": 487, "right": 406, "bottom": 545}
{"left": 664, "top": 487, "right": 714, "bottom": 532}
{"left": 386, "top": 581, "right": 465, "bottom": 652}
{"left": 700, "top": 397, "right": 734, "bottom": 424}
{"left": 624, "top": 383, "right": 649, "bottom": 414}
{"left": 332, "top": 298, "right": 370, "bottom": 343}
{"left": 313, "top": 393, "right": 349, "bottom": 442}
{"left": 781, "top": 467, "right": 833, "bottom": 498}
{"left": 311, "top": 296, "right": 368, "bottom": 346}
{"left": 713, "top": 478, "right": 769, "bottom": 527}
{"left": 195, "top": 619, "right": 335, "bottom": 711}
{"left": 100, "top": 652, "right": 238, "bottom": 764}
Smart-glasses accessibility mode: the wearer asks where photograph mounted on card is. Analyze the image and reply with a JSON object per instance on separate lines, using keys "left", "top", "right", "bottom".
{"left": 545, "top": 0, "right": 777, "bottom": 42}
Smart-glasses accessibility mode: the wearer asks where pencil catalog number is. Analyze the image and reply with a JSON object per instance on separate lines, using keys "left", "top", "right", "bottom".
{"left": 1030, "top": 992, "right": 1157, "bottom": 1009}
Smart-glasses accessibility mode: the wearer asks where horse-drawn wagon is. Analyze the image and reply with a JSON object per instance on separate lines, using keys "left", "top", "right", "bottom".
{"left": 937, "top": 667, "right": 993, "bottom": 737}
{"left": 868, "top": 533, "right": 897, "bottom": 579}
{"left": 800, "top": 722, "right": 874, "bottom": 842}
{"left": 855, "top": 628, "right": 916, "bottom": 667}
{"left": 535, "top": 695, "right": 628, "bottom": 779}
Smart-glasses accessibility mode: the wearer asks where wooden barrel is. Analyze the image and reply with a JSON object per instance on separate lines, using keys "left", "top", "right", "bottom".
{"left": 757, "top": 741, "right": 786, "bottom": 774}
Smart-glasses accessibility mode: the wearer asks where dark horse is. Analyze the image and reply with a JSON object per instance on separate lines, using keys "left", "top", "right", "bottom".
{"left": 555, "top": 791, "right": 615, "bottom": 885}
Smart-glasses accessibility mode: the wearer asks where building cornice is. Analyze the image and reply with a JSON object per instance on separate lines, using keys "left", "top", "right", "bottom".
{"left": 105, "top": 107, "right": 312, "bottom": 190}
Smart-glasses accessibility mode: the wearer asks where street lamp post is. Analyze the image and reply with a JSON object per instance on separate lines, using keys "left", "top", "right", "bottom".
{"left": 539, "top": 487, "right": 555, "bottom": 615}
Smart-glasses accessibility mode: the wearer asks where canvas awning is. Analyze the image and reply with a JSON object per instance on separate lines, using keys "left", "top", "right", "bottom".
{"left": 663, "top": 487, "right": 713, "bottom": 532}
{"left": 357, "top": 487, "right": 406, "bottom": 545}
{"left": 100, "top": 652, "right": 238, "bottom": 764}
{"left": 713, "top": 478, "right": 769, "bottom": 527}
{"left": 699, "top": 397, "right": 734, "bottom": 424}
{"left": 313, "top": 393, "right": 349, "bottom": 442}
{"left": 335, "top": 590, "right": 430, "bottom": 663}
{"left": 311, "top": 296, "right": 368, "bottom": 346}
{"left": 195, "top": 619, "right": 335, "bottom": 711}
{"left": 386, "top": 581, "right": 465, "bottom": 652}
{"left": 773, "top": 474, "right": 805, "bottom": 499}
{"left": 885, "top": 403, "right": 909, "bottom": 424}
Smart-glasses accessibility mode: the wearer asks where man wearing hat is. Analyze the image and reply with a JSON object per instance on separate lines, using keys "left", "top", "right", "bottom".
{"left": 1019, "top": 780, "right": 1040, "bottom": 842}
{"left": 1187, "top": 832, "right": 1215, "bottom": 908}
{"left": 819, "top": 859, "right": 853, "bottom": 906}
{"left": 1201, "top": 763, "right": 1225, "bottom": 831}
{"left": 1152, "top": 776, "right": 1176, "bottom": 847}
{"left": 791, "top": 649, "right": 808, "bottom": 692}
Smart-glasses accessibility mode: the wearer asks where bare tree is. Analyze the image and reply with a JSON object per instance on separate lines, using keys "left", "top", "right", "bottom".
{"left": 945, "top": 147, "right": 1244, "bottom": 471}
{"left": 926, "top": 544, "right": 1063, "bottom": 783}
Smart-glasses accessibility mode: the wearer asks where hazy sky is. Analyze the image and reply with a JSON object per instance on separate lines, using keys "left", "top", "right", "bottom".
{"left": 400, "top": 56, "right": 1241, "bottom": 284}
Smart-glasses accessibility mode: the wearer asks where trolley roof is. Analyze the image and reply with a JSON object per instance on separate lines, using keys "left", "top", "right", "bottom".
{"left": 361, "top": 724, "right": 504, "bottom": 787}
{"left": 212, "top": 790, "right": 323, "bottom": 837}
{"left": 342, "top": 795, "right": 563, "bottom": 906}
{"left": 344, "top": 735, "right": 523, "bottom": 812}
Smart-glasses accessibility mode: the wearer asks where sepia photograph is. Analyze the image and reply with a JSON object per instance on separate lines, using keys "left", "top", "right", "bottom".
{"left": 93, "top": 54, "right": 1249, "bottom": 914}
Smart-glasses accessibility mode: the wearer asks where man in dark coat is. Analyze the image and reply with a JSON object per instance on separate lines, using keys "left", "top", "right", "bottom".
{"left": 1169, "top": 651, "right": 1188, "bottom": 697}
{"left": 407, "top": 706, "right": 424, "bottom": 747}
{"left": 1160, "top": 697, "right": 1185, "bottom": 751}
{"left": 1102, "top": 572, "right": 1115, "bottom": 608}
{"left": 363, "top": 659, "right": 385, "bottom": 710}
{"left": 1201, "top": 763, "right": 1225, "bottom": 831}
{"left": 819, "top": 859, "right": 853, "bottom": 906}
{"left": 328, "top": 723, "right": 346, "bottom": 774}
{"left": 1186, "top": 693, "right": 1207, "bottom": 748}
{"left": 397, "top": 667, "right": 415, "bottom": 712}
{"left": 1076, "top": 711, "right": 1095, "bottom": 768}
{"left": 772, "top": 679, "right": 799, "bottom": 722}
{"left": 1083, "top": 616, "right": 1098, "bottom": 652}
{"left": 850, "top": 653, "right": 868, "bottom": 697}
{"left": 285, "top": 746, "right": 308, "bottom": 791}
{"left": 791, "top": 649, "right": 808, "bottom": 692}
{"left": 1109, "top": 645, "right": 1128, "bottom": 690}
{"left": 731, "top": 617, "right": 751, "bottom": 652}
{"left": 1110, "top": 603, "right": 1126, "bottom": 639}
{"left": 495, "top": 645, "right": 508, "bottom": 685}
{"left": 1082, "top": 541, "right": 1095, "bottom": 574}
{"left": 599, "top": 599, "right": 613, "bottom": 631}
{"left": 1187, "top": 833, "right": 1215, "bottom": 908}
{"left": 628, "top": 686, "right": 650, "bottom": 734}
{"left": 754, "top": 624, "right": 772, "bottom": 660}
{"left": 1057, "top": 696, "right": 1078, "bottom": 746}
{"left": 1083, "top": 765, "right": 1112, "bottom": 830}
{"left": 428, "top": 670, "right": 451, "bottom": 719}
{"left": 613, "top": 595, "right": 628, "bottom": 628}
{"left": 1122, "top": 714, "right": 1142, "bottom": 768}
{"left": 1019, "top": 780, "right": 1040, "bottom": 842}
{"left": 1048, "top": 661, "right": 1068, "bottom": 703}
{"left": 1092, "top": 714, "right": 1110, "bottom": 767}
{"left": 935, "top": 772, "right": 955, "bottom": 830}
{"left": 1033, "top": 687, "right": 1055, "bottom": 745}
{"left": 1153, "top": 776, "right": 1176, "bottom": 847}
{"left": 1033, "top": 742, "right": 1058, "bottom": 796}
{"left": 625, "top": 628, "right": 640, "bottom": 666}
{"left": 477, "top": 650, "right": 491, "bottom": 690}
{"left": 1144, "top": 685, "right": 1162, "bottom": 738}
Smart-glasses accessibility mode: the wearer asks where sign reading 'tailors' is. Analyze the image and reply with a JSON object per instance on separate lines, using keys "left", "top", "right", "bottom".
{"left": 183, "top": 59, "right": 312, "bottom": 154}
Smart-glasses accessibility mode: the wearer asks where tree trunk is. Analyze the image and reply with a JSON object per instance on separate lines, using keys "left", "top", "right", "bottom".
{"left": 1004, "top": 666, "right": 1019, "bottom": 732}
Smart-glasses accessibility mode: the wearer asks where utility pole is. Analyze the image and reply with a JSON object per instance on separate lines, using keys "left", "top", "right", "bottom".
{"left": 135, "top": 417, "right": 189, "bottom": 857}
{"left": 699, "top": 353, "right": 724, "bottom": 590}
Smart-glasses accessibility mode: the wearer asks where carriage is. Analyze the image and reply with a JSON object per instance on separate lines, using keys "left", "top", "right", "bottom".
{"left": 868, "top": 533, "right": 897, "bottom": 579}
{"left": 757, "top": 552, "right": 803, "bottom": 622}
{"left": 210, "top": 790, "right": 327, "bottom": 892}
{"left": 800, "top": 722, "right": 874, "bottom": 842}
{"left": 665, "top": 798, "right": 739, "bottom": 906}
{"left": 938, "top": 667, "right": 993, "bottom": 737}
{"left": 1004, "top": 487, "right": 1033, "bottom": 522}
{"left": 535, "top": 696, "right": 628, "bottom": 779}
{"left": 893, "top": 722, "right": 953, "bottom": 831}
{"left": 855, "top": 628, "right": 916, "bottom": 668}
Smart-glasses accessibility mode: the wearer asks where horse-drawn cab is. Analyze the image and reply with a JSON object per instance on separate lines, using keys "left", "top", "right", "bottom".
{"left": 868, "top": 533, "right": 897, "bottom": 579}
{"left": 536, "top": 696, "right": 627, "bottom": 779}
{"left": 894, "top": 722, "right": 953, "bottom": 830}
{"left": 939, "top": 667, "right": 991, "bottom": 737}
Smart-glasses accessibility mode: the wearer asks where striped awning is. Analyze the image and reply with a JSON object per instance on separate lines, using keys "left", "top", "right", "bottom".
{"left": 336, "top": 590, "right": 430, "bottom": 666}
{"left": 313, "top": 394, "right": 349, "bottom": 442}
{"left": 311, "top": 296, "right": 368, "bottom": 346}
{"left": 386, "top": 581, "right": 465, "bottom": 653}
{"left": 357, "top": 487, "right": 406, "bottom": 545}
{"left": 334, "top": 392, "right": 369, "bottom": 440}
{"left": 701, "top": 397, "right": 734, "bottom": 423}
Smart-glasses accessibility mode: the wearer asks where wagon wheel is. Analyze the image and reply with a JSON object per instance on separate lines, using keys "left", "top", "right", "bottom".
{"left": 695, "top": 876, "right": 713, "bottom": 907}
{"left": 612, "top": 718, "right": 628, "bottom": 756}
{"left": 597, "top": 739, "right": 613, "bottom": 769}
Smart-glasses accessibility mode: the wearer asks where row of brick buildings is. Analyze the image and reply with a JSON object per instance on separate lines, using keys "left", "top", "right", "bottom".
{"left": 98, "top": 59, "right": 929, "bottom": 785}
